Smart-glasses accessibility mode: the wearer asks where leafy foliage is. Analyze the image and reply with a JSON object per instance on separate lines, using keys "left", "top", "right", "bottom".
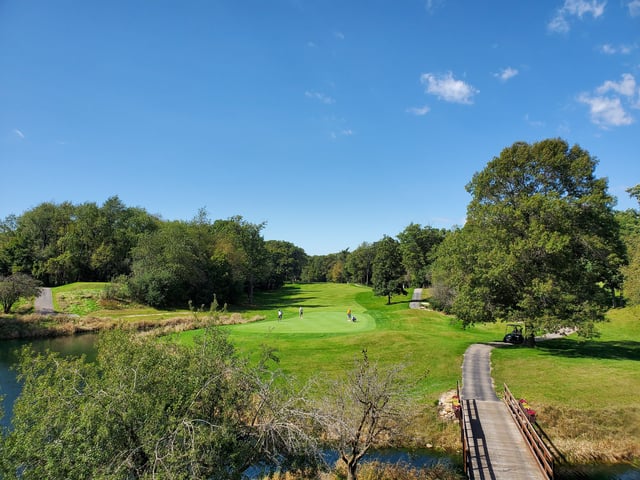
{"left": 0, "top": 273, "right": 42, "bottom": 314}
{"left": 618, "top": 184, "right": 640, "bottom": 304}
{"left": 431, "top": 139, "right": 626, "bottom": 335}
{"left": 397, "top": 223, "right": 447, "bottom": 288}
{"left": 372, "top": 236, "right": 406, "bottom": 304}
{"left": 0, "top": 328, "right": 323, "bottom": 479}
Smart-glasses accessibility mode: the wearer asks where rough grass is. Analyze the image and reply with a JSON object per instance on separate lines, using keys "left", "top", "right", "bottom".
{"left": 491, "top": 305, "right": 640, "bottom": 464}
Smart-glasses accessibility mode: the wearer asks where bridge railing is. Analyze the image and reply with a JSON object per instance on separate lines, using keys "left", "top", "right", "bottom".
{"left": 455, "top": 381, "right": 469, "bottom": 475}
{"left": 503, "top": 383, "right": 555, "bottom": 480}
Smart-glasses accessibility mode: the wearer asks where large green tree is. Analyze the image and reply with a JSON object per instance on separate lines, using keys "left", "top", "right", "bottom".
{"left": 0, "top": 329, "right": 322, "bottom": 479}
{"left": 397, "top": 223, "right": 446, "bottom": 287}
{"left": 619, "top": 184, "right": 640, "bottom": 304}
{"left": 127, "top": 221, "right": 222, "bottom": 308}
{"left": 431, "top": 139, "right": 626, "bottom": 336}
{"left": 212, "top": 216, "right": 269, "bottom": 304}
{"left": 371, "top": 236, "right": 406, "bottom": 305}
{"left": 345, "top": 242, "right": 375, "bottom": 285}
{"left": 264, "top": 240, "right": 307, "bottom": 288}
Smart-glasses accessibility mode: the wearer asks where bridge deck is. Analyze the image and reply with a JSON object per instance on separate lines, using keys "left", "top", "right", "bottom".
{"left": 462, "top": 344, "right": 547, "bottom": 480}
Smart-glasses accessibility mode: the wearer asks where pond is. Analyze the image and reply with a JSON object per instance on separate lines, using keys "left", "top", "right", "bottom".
{"left": 0, "top": 333, "right": 99, "bottom": 429}
{"left": 1, "top": 335, "right": 638, "bottom": 479}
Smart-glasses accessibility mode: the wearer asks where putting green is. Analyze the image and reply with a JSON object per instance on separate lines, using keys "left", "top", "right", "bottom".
{"left": 229, "top": 310, "right": 375, "bottom": 334}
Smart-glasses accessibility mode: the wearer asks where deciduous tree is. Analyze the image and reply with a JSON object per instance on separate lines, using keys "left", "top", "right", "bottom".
{"left": 432, "top": 139, "right": 626, "bottom": 336}
{"left": 0, "top": 273, "right": 42, "bottom": 314}
{"left": 313, "top": 350, "right": 413, "bottom": 480}
{"left": 372, "top": 236, "right": 406, "bottom": 304}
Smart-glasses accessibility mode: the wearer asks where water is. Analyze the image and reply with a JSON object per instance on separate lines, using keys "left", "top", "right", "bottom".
{"left": 1, "top": 335, "right": 638, "bottom": 479}
{"left": 0, "top": 333, "right": 98, "bottom": 429}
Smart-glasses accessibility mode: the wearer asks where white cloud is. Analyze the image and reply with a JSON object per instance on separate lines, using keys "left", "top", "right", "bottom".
{"left": 333, "top": 31, "right": 345, "bottom": 40}
{"left": 548, "top": 0, "right": 606, "bottom": 33}
{"left": 578, "top": 94, "right": 634, "bottom": 128}
{"left": 494, "top": 67, "right": 519, "bottom": 82}
{"left": 420, "top": 72, "right": 479, "bottom": 104}
{"left": 406, "top": 105, "right": 431, "bottom": 116}
{"left": 628, "top": 0, "right": 640, "bottom": 16}
{"left": 305, "top": 90, "right": 335, "bottom": 104}
{"left": 596, "top": 73, "right": 636, "bottom": 97}
{"left": 578, "top": 73, "right": 639, "bottom": 128}
{"left": 341, "top": 129, "right": 354, "bottom": 136}
{"left": 13, "top": 128, "right": 25, "bottom": 139}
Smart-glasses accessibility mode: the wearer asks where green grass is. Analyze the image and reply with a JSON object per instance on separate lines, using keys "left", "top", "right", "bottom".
{"left": 491, "top": 305, "right": 640, "bottom": 462}
{"left": 48, "top": 281, "right": 640, "bottom": 459}
{"left": 492, "top": 306, "right": 640, "bottom": 408}
{"left": 52, "top": 282, "right": 190, "bottom": 319}
{"left": 179, "top": 283, "right": 504, "bottom": 401}
{"left": 176, "top": 283, "right": 640, "bottom": 460}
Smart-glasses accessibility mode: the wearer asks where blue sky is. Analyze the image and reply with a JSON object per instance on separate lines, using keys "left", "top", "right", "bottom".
{"left": 1, "top": 0, "right": 639, "bottom": 255}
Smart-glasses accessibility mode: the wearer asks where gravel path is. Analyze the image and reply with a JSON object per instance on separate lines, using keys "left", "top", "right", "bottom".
{"left": 34, "top": 287, "right": 55, "bottom": 314}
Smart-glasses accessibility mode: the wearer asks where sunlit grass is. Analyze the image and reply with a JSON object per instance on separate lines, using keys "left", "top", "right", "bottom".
{"left": 491, "top": 305, "right": 640, "bottom": 462}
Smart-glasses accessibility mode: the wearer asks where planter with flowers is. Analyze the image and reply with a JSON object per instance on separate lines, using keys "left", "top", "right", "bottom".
{"left": 519, "top": 398, "right": 537, "bottom": 422}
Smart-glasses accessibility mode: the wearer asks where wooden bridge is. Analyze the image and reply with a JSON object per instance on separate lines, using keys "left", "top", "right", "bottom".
{"left": 458, "top": 344, "right": 555, "bottom": 480}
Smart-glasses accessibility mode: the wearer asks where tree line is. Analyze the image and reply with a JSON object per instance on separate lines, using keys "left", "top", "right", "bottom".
{"left": 0, "top": 198, "right": 446, "bottom": 309}
{"left": 2, "top": 138, "right": 640, "bottom": 335}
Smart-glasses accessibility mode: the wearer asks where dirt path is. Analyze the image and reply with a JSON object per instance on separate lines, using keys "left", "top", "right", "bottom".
{"left": 34, "top": 287, "right": 55, "bottom": 314}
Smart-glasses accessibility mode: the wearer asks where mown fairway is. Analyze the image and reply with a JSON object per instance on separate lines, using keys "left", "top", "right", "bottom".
{"left": 179, "top": 283, "right": 505, "bottom": 401}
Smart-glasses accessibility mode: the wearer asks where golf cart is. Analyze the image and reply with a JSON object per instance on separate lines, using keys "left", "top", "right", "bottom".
{"left": 503, "top": 322, "right": 525, "bottom": 344}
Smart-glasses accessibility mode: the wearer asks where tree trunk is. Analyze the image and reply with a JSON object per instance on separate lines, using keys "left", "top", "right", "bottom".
{"left": 347, "top": 461, "right": 358, "bottom": 480}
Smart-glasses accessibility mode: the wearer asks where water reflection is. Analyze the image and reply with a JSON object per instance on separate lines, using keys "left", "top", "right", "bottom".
{"left": 0, "top": 334, "right": 98, "bottom": 429}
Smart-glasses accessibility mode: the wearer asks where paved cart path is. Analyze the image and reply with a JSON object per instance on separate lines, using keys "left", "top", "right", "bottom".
{"left": 34, "top": 287, "right": 55, "bottom": 314}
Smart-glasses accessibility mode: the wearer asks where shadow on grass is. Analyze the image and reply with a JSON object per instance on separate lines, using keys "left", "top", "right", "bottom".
{"left": 537, "top": 338, "right": 640, "bottom": 361}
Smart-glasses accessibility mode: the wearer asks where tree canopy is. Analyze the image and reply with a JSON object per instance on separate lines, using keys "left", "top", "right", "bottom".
{"left": 431, "top": 139, "right": 626, "bottom": 336}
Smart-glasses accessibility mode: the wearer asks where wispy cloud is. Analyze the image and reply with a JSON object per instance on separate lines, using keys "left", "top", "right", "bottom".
{"left": 599, "top": 43, "right": 635, "bottom": 54}
{"left": 333, "top": 31, "right": 345, "bottom": 40}
{"left": 13, "top": 128, "right": 25, "bottom": 139}
{"left": 420, "top": 72, "right": 478, "bottom": 104}
{"left": 305, "top": 90, "right": 335, "bottom": 104}
{"left": 424, "top": 0, "right": 445, "bottom": 13}
{"left": 494, "top": 67, "right": 519, "bottom": 82}
{"left": 628, "top": 0, "right": 640, "bottom": 16}
{"left": 578, "top": 73, "right": 639, "bottom": 128}
{"left": 406, "top": 105, "right": 431, "bottom": 116}
{"left": 548, "top": 0, "right": 606, "bottom": 33}
{"left": 307, "top": 41, "right": 317, "bottom": 48}
{"left": 524, "top": 114, "right": 545, "bottom": 127}
{"left": 330, "top": 129, "right": 354, "bottom": 140}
